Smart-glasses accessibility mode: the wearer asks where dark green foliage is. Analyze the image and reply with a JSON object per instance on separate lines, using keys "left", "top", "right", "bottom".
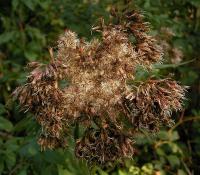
{"left": 0, "top": 0, "right": 199, "bottom": 174}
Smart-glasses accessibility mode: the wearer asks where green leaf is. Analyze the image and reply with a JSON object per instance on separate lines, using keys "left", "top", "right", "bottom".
{"left": 5, "top": 138, "right": 20, "bottom": 152}
{"left": 24, "top": 50, "right": 38, "bottom": 61}
{"left": 157, "top": 131, "right": 168, "bottom": 140}
{"left": 58, "top": 165, "right": 73, "bottom": 175}
{"left": 141, "top": 163, "right": 154, "bottom": 175}
{"left": 177, "top": 169, "right": 187, "bottom": 175}
{"left": 98, "top": 169, "right": 108, "bottom": 175}
{"left": 12, "top": 0, "right": 19, "bottom": 11}
{"left": 118, "top": 170, "right": 127, "bottom": 175}
{"left": 26, "top": 26, "right": 46, "bottom": 44}
{"left": 167, "top": 155, "right": 180, "bottom": 168}
{"left": 43, "top": 150, "right": 65, "bottom": 164}
{"left": 170, "top": 131, "right": 180, "bottom": 141}
{"left": 5, "top": 152, "right": 16, "bottom": 169}
{"left": 22, "top": 0, "right": 36, "bottom": 10}
{"left": 18, "top": 168, "right": 27, "bottom": 175}
{"left": 19, "top": 138, "right": 39, "bottom": 157}
{"left": 0, "top": 160, "right": 4, "bottom": 173}
{"left": 38, "top": 0, "right": 51, "bottom": 9}
{"left": 129, "top": 166, "right": 140, "bottom": 175}
{"left": 28, "top": 146, "right": 37, "bottom": 156}
{"left": 24, "top": 40, "right": 44, "bottom": 61}
{"left": 13, "top": 117, "right": 32, "bottom": 132}
{"left": 0, "top": 31, "right": 15, "bottom": 45}
{"left": 156, "top": 148, "right": 166, "bottom": 156}
{"left": 0, "top": 104, "right": 6, "bottom": 115}
{"left": 190, "top": 0, "right": 200, "bottom": 7}
{"left": 0, "top": 117, "right": 13, "bottom": 132}
{"left": 168, "top": 143, "right": 182, "bottom": 154}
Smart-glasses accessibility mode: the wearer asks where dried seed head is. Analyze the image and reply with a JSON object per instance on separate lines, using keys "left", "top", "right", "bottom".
{"left": 123, "top": 79, "right": 186, "bottom": 132}
{"left": 75, "top": 127, "right": 134, "bottom": 165}
{"left": 157, "top": 27, "right": 183, "bottom": 64}
{"left": 13, "top": 10, "right": 185, "bottom": 165}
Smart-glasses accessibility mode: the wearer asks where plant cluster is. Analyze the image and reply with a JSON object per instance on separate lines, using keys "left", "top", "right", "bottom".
{"left": 13, "top": 9, "right": 185, "bottom": 165}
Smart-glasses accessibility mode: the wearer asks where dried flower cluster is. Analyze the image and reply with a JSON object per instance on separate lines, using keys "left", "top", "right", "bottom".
{"left": 123, "top": 79, "right": 185, "bottom": 132}
{"left": 75, "top": 127, "right": 134, "bottom": 165}
{"left": 157, "top": 27, "right": 183, "bottom": 64}
{"left": 13, "top": 10, "right": 185, "bottom": 165}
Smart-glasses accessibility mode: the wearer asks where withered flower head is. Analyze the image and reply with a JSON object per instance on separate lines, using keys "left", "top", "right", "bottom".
{"left": 123, "top": 79, "right": 186, "bottom": 132}
{"left": 157, "top": 27, "right": 183, "bottom": 64}
{"left": 13, "top": 10, "right": 185, "bottom": 165}
{"left": 75, "top": 127, "right": 134, "bottom": 165}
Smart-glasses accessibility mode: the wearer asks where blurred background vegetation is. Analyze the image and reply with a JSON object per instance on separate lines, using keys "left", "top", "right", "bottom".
{"left": 0, "top": 0, "right": 200, "bottom": 174}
